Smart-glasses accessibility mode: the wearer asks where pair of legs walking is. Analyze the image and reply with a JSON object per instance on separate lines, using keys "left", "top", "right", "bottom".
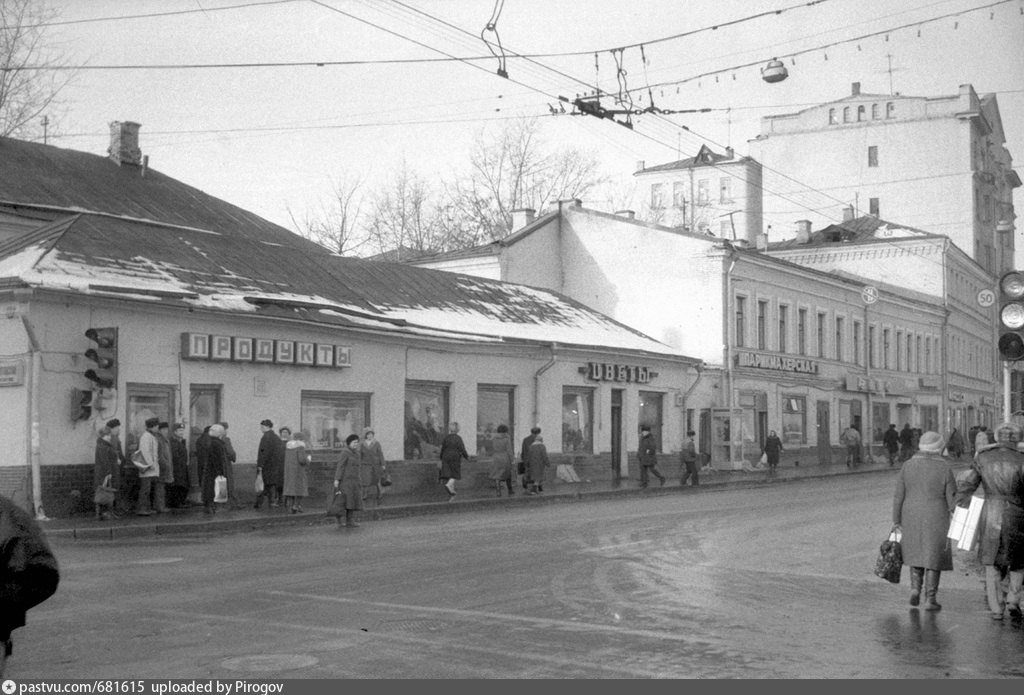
{"left": 640, "top": 464, "right": 665, "bottom": 488}
{"left": 985, "top": 564, "right": 1024, "bottom": 620}
{"left": 908, "top": 567, "right": 943, "bottom": 610}
{"left": 494, "top": 478, "right": 514, "bottom": 496}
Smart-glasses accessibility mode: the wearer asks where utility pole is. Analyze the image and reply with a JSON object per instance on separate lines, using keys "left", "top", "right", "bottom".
{"left": 40, "top": 116, "right": 49, "bottom": 144}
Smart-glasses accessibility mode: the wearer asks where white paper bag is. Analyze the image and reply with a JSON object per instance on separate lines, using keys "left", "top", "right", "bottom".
{"left": 947, "top": 505, "right": 969, "bottom": 541}
{"left": 957, "top": 494, "right": 984, "bottom": 551}
{"left": 214, "top": 475, "right": 228, "bottom": 503}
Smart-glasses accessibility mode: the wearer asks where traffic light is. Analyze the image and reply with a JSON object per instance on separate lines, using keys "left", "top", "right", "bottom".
{"left": 84, "top": 327, "right": 118, "bottom": 389}
{"left": 71, "top": 387, "right": 93, "bottom": 421}
{"left": 998, "top": 272, "right": 1024, "bottom": 361}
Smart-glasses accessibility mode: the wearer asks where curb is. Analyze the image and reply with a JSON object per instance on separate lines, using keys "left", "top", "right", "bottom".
{"left": 46, "top": 464, "right": 898, "bottom": 541}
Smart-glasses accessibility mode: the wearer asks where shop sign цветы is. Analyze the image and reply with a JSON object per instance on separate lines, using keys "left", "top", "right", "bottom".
{"left": 584, "top": 362, "right": 653, "bottom": 383}
{"left": 735, "top": 350, "right": 818, "bottom": 374}
{"left": 181, "top": 333, "right": 351, "bottom": 368}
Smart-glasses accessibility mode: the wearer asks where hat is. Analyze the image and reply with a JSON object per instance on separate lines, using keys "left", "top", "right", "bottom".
{"left": 144, "top": 417, "right": 160, "bottom": 429}
{"left": 640, "top": 425, "right": 651, "bottom": 432}
{"left": 917, "top": 431, "right": 944, "bottom": 453}
{"left": 106, "top": 418, "right": 121, "bottom": 429}
{"left": 530, "top": 426, "right": 541, "bottom": 434}
{"left": 158, "top": 421, "right": 169, "bottom": 429}
{"left": 345, "top": 433, "right": 360, "bottom": 445}
{"left": 260, "top": 419, "right": 273, "bottom": 428}
{"left": 219, "top": 421, "right": 229, "bottom": 429}
{"left": 364, "top": 427, "right": 375, "bottom": 435}
{"left": 996, "top": 422, "right": 1023, "bottom": 445}
{"left": 687, "top": 430, "right": 695, "bottom": 436}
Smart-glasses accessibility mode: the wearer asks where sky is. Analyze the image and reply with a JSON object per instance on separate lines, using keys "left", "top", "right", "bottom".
{"left": 28, "top": 0, "right": 1024, "bottom": 255}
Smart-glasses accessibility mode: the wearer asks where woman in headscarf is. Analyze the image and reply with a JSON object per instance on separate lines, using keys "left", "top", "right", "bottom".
{"left": 334, "top": 434, "right": 365, "bottom": 527}
{"left": 282, "top": 430, "right": 311, "bottom": 514}
{"left": 892, "top": 430, "right": 956, "bottom": 610}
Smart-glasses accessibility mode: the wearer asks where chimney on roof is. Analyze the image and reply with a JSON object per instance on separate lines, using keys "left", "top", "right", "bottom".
{"left": 842, "top": 205, "right": 855, "bottom": 222}
{"left": 614, "top": 210, "right": 636, "bottom": 220}
{"left": 756, "top": 228, "right": 769, "bottom": 251}
{"left": 795, "top": 219, "right": 812, "bottom": 243}
{"left": 636, "top": 160, "right": 645, "bottom": 172}
{"left": 108, "top": 121, "right": 142, "bottom": 166}
{"left": 725, "top": 146, "right": 734, "bottom": 159}
{"left": 851, "top": 82, "right": 861, "bottom": 96}
{"left": 510, "top": 208, "right": 536, "bottom": 231}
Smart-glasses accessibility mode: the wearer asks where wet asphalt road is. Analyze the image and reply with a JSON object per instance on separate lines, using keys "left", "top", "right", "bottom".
{"left": 14, "top": 471, "right": 1024, "bottom": 679}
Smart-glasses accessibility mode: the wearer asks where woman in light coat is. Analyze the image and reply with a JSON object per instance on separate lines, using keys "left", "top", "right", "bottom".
{"left": 334, "top": 434, "right": 365, "bottom": 527}
{"left": 282, "top": 430, "right": 311, "bottom": 513}
{"left": 488, "top": 424, "right": 515, "bottom": 497}
{"left": 892, "top": 430, "right": 956, "bottom": 610}
{"left": 361, "top": 428, "right": 386, "bottom": 506}
{"left": 526, "top": 435, "right": 550, "bottom": 495}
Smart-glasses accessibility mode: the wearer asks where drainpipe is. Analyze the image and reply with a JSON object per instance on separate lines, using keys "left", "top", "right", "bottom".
{"left": 534, "top": 343, "right": 557, "bottom": 429}
{"left": 724, "top": 247, "right": 738, "bottom": 469}
{"left": 21, "top": 316, "right": 47, "bottom": 520}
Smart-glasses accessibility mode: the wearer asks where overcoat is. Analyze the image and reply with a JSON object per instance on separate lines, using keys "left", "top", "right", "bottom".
{"left": 892, "top": 451, "right": 955, "bottom": 570}
{"left": 282, "top": 440, "right": 310, "bottom": 497}
{"left": 257, "top": 429, "right": 284, "bottom": 488}
{"left": 334, "top": 447, "right": 365, "bottom": 511}
{"left": 439, "top": 433, "right": 468, "bottom": 480}
{"left": 527, "top": 440, "right": 550, "bottom": 484}
{"left": 957, "top": 446, "right": 1024, "bottom": 570}
{"left": 361, "top": 439, "right": 385, "bottom": 486}
{"left": 93, "top": 436, "right": 121, "bottom": 489}
{"left": 488, "top": 433, "right": 515, "bottom": 481}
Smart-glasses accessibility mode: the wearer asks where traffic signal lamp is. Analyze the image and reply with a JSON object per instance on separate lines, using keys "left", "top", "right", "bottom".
{"left": 71, "top": 387, "right": 93, "bottom": 421}
{"left": 84, "top": 327, "right": 118, "bottom": 389}
{"left": 998, "top": 272, "right": 1024, "bottom": 361}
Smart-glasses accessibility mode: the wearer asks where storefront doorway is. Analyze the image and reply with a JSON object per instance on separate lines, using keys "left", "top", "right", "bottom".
{"left": 816, "top": 400, "right": 831, "bottom": 465}
{"left": 611, "top": 389, "right": 623, "bottom": 483}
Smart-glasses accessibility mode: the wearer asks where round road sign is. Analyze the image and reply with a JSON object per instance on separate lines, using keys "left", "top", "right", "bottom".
{"left": 861, "top": 285, "right": 878, "bottom": 304}
{"left": 977, "top": 289, "right": 995, "bottom": 308}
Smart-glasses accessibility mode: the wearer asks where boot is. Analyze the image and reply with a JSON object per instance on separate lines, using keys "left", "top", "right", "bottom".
{"left": 922, "top": 569, "right": 942, "bottom": 611}
{"left": 909, "top": 567, "right": 924, "bottom": 606}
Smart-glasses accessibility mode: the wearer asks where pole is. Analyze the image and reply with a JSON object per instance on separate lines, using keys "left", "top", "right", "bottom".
{"left": 1004, "top": 361, "right": 1012, "bottom": 423}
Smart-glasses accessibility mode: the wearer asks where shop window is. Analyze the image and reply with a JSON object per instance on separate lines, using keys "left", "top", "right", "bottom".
{"left": 477, "top": 385, "right": 514, "bottom": 459}
{"left": 188, "top": 384, "right": 221, "bottom": 453}
{"left": 562, "top": 387, "right": 594, "bottom": 454}
{"left": 782, "top": 396, "right": 806, "bottom": 446}
{"left": 638, "top": 391, "right": 664, "bottom": 452}
{"left": 126, "top": 383, "right": 176, "bottom": 456}
{"left": 301, "top": 391, "right": 369, "bottom": 451}
{"left": 405, "top": 381, "right": 449, "bottom": 459}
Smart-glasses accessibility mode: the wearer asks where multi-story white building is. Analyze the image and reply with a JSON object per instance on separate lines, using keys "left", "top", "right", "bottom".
{"left": 631, "top": 144, "right": 763, "bottom": 243}
{"left": 749, "top": 82, "right": 1020, "bottom": 276}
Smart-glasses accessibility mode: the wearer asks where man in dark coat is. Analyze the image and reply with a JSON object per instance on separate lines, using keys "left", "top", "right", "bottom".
{"left": 0, "top": 494, "right": 59, "bottom": 678}
{"left": 219, "top": 422, "right": 239, "bottom": 509}
{"left": 202, "top": 424, "right": 229, "bottom": 515}
{"left": 439, "top": 422, "right": 468, "bottom": 500}
{"left": 898, "top": 423, "right": 914, "bottom": 462}
{"left": 254, "top": 419, "right": 283, "bottom": 510}
{"left": 680, "top": 430, "right": 699, "bottom": 487}
{"left": 168, "top": 424, "right": 190, "bottom": 507}
{"left": 526, "top": 435, "right": 550, "bottom": 494}
{"left": 637, "top": 425, "right": 666, "bottom": 488}
{"left": 520, "top": 426, "right": 540, "bottom": 490}
{"left": 882, "top": 424, "right": 900, "bottom": 466}
{"left": 956, "top": 422, "right": 1024, "bottom": 620}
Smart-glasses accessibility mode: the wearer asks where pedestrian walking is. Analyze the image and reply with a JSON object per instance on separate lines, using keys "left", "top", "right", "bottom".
{"left": 104, "top": 418, "right": 129, "bottom": 515}
{"left": 946, "top": 428, "right": 964, "bottom": 459}
{"left": 282, "top": 431, "right": 311, "bottom": 514}
{"left": 680, "top": 430, "right": 699, "bottom": 486}
{"left": 899, "top": 423, "right": 914, "bottom": 462}
{"left": 974, "top": 425, "right": 992, "bottom": 456}
{"left": 488, "top": 424, "right": 515, "bottom": 497}
{"left": 637, "top": 425, "right": 666, "bottom": 488}
{"left": 840, "top": 424, "right": 861, "bottom": 468}
{"left": 153, "top": 422, "right": 173, "bottom": 513}
{"left": 219, "top": 422, "right": 240, "bottom": 509}
{"left": 526, "top": 434, "right": 550, "bottom": 494}
{"left": 168, "top": 423, "right": 190, "bottom": 507}
{"left": 333, "top": 434, "right": 365, "bottom": 527}
{"left": 134, "top": 417, "right": 160, "bottom": 516}
{"left": 93, "top": 427, "right": 120, "bottom": 521}
{"left": 361, "top": 428, "right": 386, "bottom": 506}
{"left": 883, "top": 424, "right": 900, "bottom": 467}
{"left": 202, "top": 424, "right": 229, "bottom": 515}
{"left": 520, "top": 426, "right": 540, "bottom": 491}
{"left": 439, "top": 422, "right": 468, "bottom": 500}
{"left": 0, "top": 494, "right": 60, "bottom": 679}
{"left": 892, "top": 431, "right": 956, "bottom": 610}
{"left": 764, "top": 430, "right": 783, "bottom": 477}
{"left": 956, "top": 422, "right": 1024, "bottom": 620}
{"left": 254, "top": 419, "right": 284, "bottom": 510}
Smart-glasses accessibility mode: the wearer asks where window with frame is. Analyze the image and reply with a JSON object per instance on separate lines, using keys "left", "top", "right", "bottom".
{"left": 778, "top": 305, "right": 788, "bottom": 353}
{"left": 869, "top": 326, "right": 877, "bottom": 367}
{"left": 883, "top": 328, "right": 891, "bottom": 369}
{"left": 735, "top": 296, "right": 746, "bottom": 347}
{"left": 857, "top": 105, "right": 865, "bottom": 121}
{"left": 906, "top": 335, "right": 913, "bottom": 373}
{"left": 697, "top": 179, "right": 709, "bottom": 204}
{"left": 757, "top": 300, "right": 768, "bottom": 349}
{"left": 868, "top": 146, "right": 878, "bottom": 167}
{"left": 672, "top": 181, "right": 686, "bottom": 209}
{"left": 853, "top": 321, "right": 862, "bottom": 365}
{"left": 782, "top": 396, "right": 806, "bottom": 445}
{"left": 301, "top": 391, "right": 370, "bottom": 451}
{"left": 638, "top": 392, "right": 664, "bottom": 452}
{"left": 871, "top": 103, "right": 880, "bottom": 119}
{"left": 869, "top": 197, "right": 880, "bottom": 216}
{"left": 405, "top": 381, "right": 449, "bottom": 459}
{"left": 477, "top": 385, "right": 514, "bottom": 459}
{"left": 562, "top": 387, "right": 594, "bottom": 454}
{"left": 798, "top": 308, "right": 807, "bottom": 356}
{"left": 835, "top": 317, "right": 844, "bottom": 362}
{"left": 829, "top": 108, "right": 837, "bottom": 125}
{"left": 886, "top": 102, "right": 895, "bottom": 119}
{"left": 719, "top": 177, "right": 732, "bottom": 203}
{"left": 916, "top": 336, "right": 922, "bottom": 373}
{"left": 650, "top": 183, "right": 665, "bottom": 209}
{"left": 843, "top": 107, "right": 850, "bottom": 123}
{"left": 126, "top": 383, "right": 176, "bottom": 456}
{"left": 816, "top": 312, "right": 826, "bottom": 357}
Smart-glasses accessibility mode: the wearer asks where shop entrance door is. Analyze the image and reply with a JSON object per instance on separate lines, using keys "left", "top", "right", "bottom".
{"left": 611, "top": 389, "right": 623, "bottom": 484}
{"left": 817, "top": 400, "right": 832, "bottom": 465}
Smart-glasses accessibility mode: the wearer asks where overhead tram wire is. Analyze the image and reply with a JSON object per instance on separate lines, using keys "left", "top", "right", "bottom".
{"left": 24, "top": 0, "right": 305, "bottom": 28}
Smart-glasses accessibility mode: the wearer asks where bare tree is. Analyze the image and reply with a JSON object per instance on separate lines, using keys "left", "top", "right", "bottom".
{"left": 288, "top": 175, "right": 368, "bottom": 256}
{"left": 364, "top": 161, "right": 447, "bottom": 258}
{"left": 447, "top": 117, "right": 608, "bottom": 241}
{"left": 0, "top": 0, "right": 74, "bottom": 139}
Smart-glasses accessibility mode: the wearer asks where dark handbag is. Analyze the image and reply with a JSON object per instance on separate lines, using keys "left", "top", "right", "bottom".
{"left": 517, "top": 460, "right": 526, "bottom": 476}
{"left": 874, "top": 529, "right": 903, "bottom": 584}
{"left": 326, "top": 491, "right": 346, "bottom": 518}
{"left": 380, "top": 471, "right": 393, "bottom": 487}
{"left": 93, "top": 474, "right": 117, "bottom": 506}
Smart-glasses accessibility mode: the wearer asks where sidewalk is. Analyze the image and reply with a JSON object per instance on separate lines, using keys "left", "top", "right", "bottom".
{"left": 43, "top": 456, "right": 907, "bottom": 541}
